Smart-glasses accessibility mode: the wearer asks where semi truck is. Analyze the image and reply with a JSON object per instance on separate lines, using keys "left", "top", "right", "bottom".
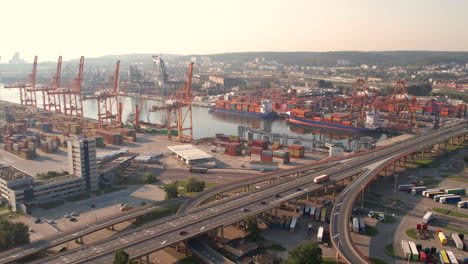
{"left": 314, "top": 174, "right": 329, "bottom": 183}
{"left": 408, "top": 241, "right": 419, "bottom": 261}
{"left": 410, "top": 186, "right": 427, "bottom": 195}
{"left": 310, "top": 207, "right": 316, "bottom": 219}
{"left": 440, "top": 195, "right": 462, "bottom": 204}
{"left": 426, "top": 191, "right": 445, "bottom": 199}
{"left": 422, "top": 189, "right": 444, "bottom": 197}
{"left": 416, "top": 224, "right": 431, "bottom": 239}
{"left": 437, "top": 231, "right": 448, "bottom": 245}
{"left": 397, "top": 184, "right": 416, "bottom": 191}
{"left": 289, "top": 217, "right": 297, "bottom": 232}
{"left": 458, "top": 200, "right": 468, "bottom": 208}
{"left": 189, "top": 167, "right": 208, "bottom": 173}
{"left": 422, "top": 211, "right": 435, "bottom": 224}
{"left": 445, "top": 251, "right": 459, "bottom": 264}
{"left": 451, "top": 233, "right": 465, "bottom": 250}
{"left": 304, "top": 204, "right": 310, "bottom": 216}
{"left": 317, "top": 226, "right": 324, "bottom": 243}
{"left": 438, "top": 250, "right": 450, "bottom": 264}
{"left": 358, "top": 218, "right": 366, "bottom": 233}
{"left": 401, "top": 240, "right": 411, "bottom": 260}
{"left": 445, "top": 188, "right": 466, "bottom": 195}
{"left": 320, "top": 207, "right": 327, "bottom": 223}
{"left": 433, "top": 193, "right": 455, "bottom": 202}
{"left": 352, "top": 218, "right": 359, "bottom": 233}
{"left": 315, "top": 207, "right": 321, "bottom": 221}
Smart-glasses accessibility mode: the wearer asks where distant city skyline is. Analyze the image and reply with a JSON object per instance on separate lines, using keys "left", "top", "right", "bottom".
{"left": 1, "top": 0, "right": 467, "bottom": 62}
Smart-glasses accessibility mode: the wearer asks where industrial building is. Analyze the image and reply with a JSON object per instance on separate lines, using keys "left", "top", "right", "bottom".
{"left": 0, "top": 139, "right": 99, "bottom": 212}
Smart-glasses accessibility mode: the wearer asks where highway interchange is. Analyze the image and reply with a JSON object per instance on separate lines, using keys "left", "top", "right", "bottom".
{"left": 1, "top": 121, "right": 466, "bottom": 264}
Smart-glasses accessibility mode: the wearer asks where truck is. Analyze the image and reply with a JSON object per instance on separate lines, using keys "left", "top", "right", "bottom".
{"left": 189, "top": 167, "right": 208, "bottom": 173}
{"left": 451, "top": 233, "right": 465, "bottom": 250}
{"left": 437, "top": 230, "right": 448, "bottom": 245}
{"left": 422, "top": 189, "right": 444, "bottom": 197}
{"left": 422, "top": 211, "right": 435, "bottom": 224}
{"left": 320, "top": 207, "right": 327, "bottom": 223}
{"left": 358, "top": 218, "right": 366, "bottom": 233}
{"left": 426, "top": 191, "right": 445, "bottom": 199}
{"left": 289, "top": 217, "right": 297, "bottom": 232}
{"left": 304, "top": 204, "right": 310, "bottom": 216}
{"left": 410, "top": 186, "right": 427, "bottom": 195}
{"left": 445, "top": 188, "right": 466, "bottom": 195}
{"left": 314, "top": 174, "right": 329, "bottom": 183}
{"left": 317, "top": 226, "right": 324, "bottom": 243}
{"left": 310, "top": 207, "right": 316, "bottom": 219}
{"left": 419, "top": 252, "right": 427, "bottom": 263}
{"left": 401, "top": 240, "right": 412, "bottom": 260}
{"left": 458, "top": 200, "right": 468, "bottom": 208}
{"left": 445, "top": 251, "right": 459, "bottom": 264}
{"left": 352, "top": 218, "right": 359, "bottom": 233}
{"left": 315, "top": 207, "right": 321, "bottom": 221}
{"left": 434, "top": 193, "right": 455, "bottom": 202}
{"left": 440, "top": 195, "right": 462, "bottom": 203}
{"left": 416, "top": 224, "right": 430, "bottom": 239}
{"left": 397, "top": 184, "right": 416, "bottom": 191}
{"left": 438, "top": 250, "right": 450, "bottom": 264}
{"left": 408, "top": 241, "right": 419, "bottom": 261}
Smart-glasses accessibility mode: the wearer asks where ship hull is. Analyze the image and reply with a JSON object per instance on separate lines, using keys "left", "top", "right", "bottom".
{"left": 287, "top": 116, "right": 376, "bottom": 133}
{"left": 211, "top": 107, "right": 277, "bottom": 118}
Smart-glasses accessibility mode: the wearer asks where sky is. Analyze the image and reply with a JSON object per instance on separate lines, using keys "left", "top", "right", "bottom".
{"left": 1, "top": 0, "right": 467, "bottom": 62}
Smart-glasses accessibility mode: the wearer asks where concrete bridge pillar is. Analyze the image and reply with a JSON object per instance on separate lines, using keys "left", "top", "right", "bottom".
{"left": 274, "top": 208, "right": 278, "bottom": 217}
{"left": 294, "top": 199, "right": 298, "bottom": 213}
{"left": 146, "top": 254, "right": 150, "bottom": 264}
{"left": 176, "top": 242, "right": 180, "bottom": 251}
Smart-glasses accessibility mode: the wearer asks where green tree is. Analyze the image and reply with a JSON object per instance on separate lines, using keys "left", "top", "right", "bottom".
{"left": 244, "top": 215, "right": 258, "bottom": 234}
{"left": 143, "top": 173, "right": 157, "bottom": 184}
{"left": 113, "top": 249, "right": 129, "bottom": 264}
{"left": 286, "top": 241, "right": 322, "bottom": 264}
{"left": 185, "top": 177, "right": 205, "bottom": 193}
{"left": 0, "top": 220, "right": 30, "bottom": 250}
{"left": 317, "top": 80, "right": 334, "bottom": 88}
{"left": 163, "top": 184, "right": 178, "bottom": 200}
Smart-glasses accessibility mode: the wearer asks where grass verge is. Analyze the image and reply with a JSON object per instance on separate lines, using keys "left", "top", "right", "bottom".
{"left": 405, "top": 228, "right": 419, "bottom": 240}
{"left": 137, "top": 203, "right": 181, "bottom": 226}
{"left": 38, "top": 200, "right": 65, "bottom": 209}
{"left": 369, "top": 258, "right": 389, "bottom": 264}
{"left": 432, "top": 223, "right": 468, "bottom": 235}
{"left": 322, "top": 257, "right": 337, "bottom": 264}
{"left": 65, "top": 193, "right": 91, "bottom": 202}
{"left": 365, "top": 225, "right": 378, "bottom": 236}
{"left": 433, "top": 208, "right": 468, "bottom": 218}
{"left": 385, "top": 243, "right": 395, "bottom": 256}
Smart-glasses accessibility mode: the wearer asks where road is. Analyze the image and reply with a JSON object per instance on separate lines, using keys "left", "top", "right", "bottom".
{"left": 2, "top": 122, "right": 466, "bottom": 263}
{"left": 330, "top": 122, "right": 467, "bottom": 264}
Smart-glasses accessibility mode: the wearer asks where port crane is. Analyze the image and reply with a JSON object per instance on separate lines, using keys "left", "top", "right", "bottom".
{"left": 150, "top": 62, "right": 194, "bottom": 142}
{"left": 84, "top": 61, "right": 123, "bottom": 127}
{"left": 4, "top": 56, "right": 38, "bottom": 108}
{"left": 48, "top": 56, "right": 85, "bottom": 117}
{"left": 43, "top": 56, "right": 63, "bottom": 112}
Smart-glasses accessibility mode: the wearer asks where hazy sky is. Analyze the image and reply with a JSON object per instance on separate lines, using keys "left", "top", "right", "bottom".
{"left": 1, "top": 0, "right": 467, "bottom": 62}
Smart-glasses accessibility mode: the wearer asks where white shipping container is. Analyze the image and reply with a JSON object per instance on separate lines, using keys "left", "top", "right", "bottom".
{"left": 445, "top": 251, "right": 459, "bottom": 264}
{"left": 317, "top": 226, "right": 324, "bottom": 243}
{"left": 422, "top": 211, "right": 434, "bottom": 224}
{"left": 401, "top": 240, "right": 411, "bottom": 260}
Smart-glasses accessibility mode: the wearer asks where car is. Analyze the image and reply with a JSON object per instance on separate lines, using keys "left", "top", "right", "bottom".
{"left": 90, "top": 204, "right": 96, "bottom": 208}
{"left": 260, "top": 201, "right": 267, "bottom": 205}
{"left": 58, "top": 247, "right": 67, "bottom": 253}
{"left": 241, "top": 207, "right": 249, "bottom": 212}
{"left": 178, "top": 230, "right": 187, "bottom": 235}
{"left": 120, "top": 203, "right": 125, "bottom": 207}
{"left": 296, "top": 187, "right": 302, "bottom": 191}
{"left": 28, "top": 228, "right": 34, "bottom": 232}
{"left": 71, "top": 213, "right": 79, "bottom": 217}
{"left": 275, "top": 194, "right": 281, "bottom": 198}
{"left": 161, "top": 240, "right": 167, "bottom": 245}
{"left": 64, "top": 214, "right": 71, "bottom": 218}
{"left": 34, "top": 218, "right": 42, "bottom": 224}
{"left": 48, "top": 220, "right": 56, "bottom": 224}
{"left": 69, "top": 217, "right": 77, "bottom": 222}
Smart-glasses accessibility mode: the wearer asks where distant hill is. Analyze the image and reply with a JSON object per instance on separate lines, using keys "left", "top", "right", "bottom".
{"left": 181, "top": 51, "right": 468, "bottom": 66}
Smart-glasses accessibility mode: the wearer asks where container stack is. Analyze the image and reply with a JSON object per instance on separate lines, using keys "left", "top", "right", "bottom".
{"left": 272, "top": 149, "right": 290, "bottom": 164}
{"left": 0, "top": 133, "right": 37, "bottom": 159}
{"left": 35, "top": 122, "right": 53, "bottom": 133}
{"left": 252, "top": 140, "right": 268, "bottom": 150}
{"left": 289, "top": 144, "right": 305, "bottom": 158}
{"left": 95, "top": 130, "right": 123, "bottom": 145}
{"left": 119, "top": 128, "right": 136, "bottom": 142}
{"left": 224, "top": 142, "right": 242, "bottom": 156}
{"left": 271, "top": 142, "right": 283, "bottom": 150}
{"left": 261, "top": 150, "right": 273, "bottom": 162}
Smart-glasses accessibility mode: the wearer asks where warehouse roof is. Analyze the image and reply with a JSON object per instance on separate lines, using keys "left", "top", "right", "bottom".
{"left": 167, "top": 145, "right": 214, "bottom": 162}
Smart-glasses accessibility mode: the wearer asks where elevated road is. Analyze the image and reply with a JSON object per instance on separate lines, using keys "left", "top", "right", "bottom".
{"left": 330, "top": 122, "right": 467, "bottom": 264}
{"left": 2, "top": 122, "right": 465, "bottom": 263}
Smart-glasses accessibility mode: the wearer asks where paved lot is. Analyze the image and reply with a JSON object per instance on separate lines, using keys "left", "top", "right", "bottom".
{"left": 0, "top": 148, "right": 68, "bottom": 176}
{"left": 353, "top": 149, "right": 468, "bottom": 263}
{"left": 14, "top": 185, "right": 165, "bottom": 242}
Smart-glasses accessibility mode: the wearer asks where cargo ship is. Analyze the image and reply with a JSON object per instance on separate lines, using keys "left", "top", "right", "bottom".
{"left": 211, "top": 98, "right": 276, "bottom": 118}
{"left": 286, "top": 109, "right": 380, "bottom": 133}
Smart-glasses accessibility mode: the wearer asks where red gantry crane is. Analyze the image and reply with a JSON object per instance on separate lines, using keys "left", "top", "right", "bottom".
{"left": 48, "top": 56, "right": 85, "bottom": 117}
{"left": 150, "top": 62, "right": 194, "bottom": 142}
{"left": 4, "top": 56, "right": 38, "bottom": 107}
{"left": 43, "top": 56, "right": 63, "bottom": 112}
